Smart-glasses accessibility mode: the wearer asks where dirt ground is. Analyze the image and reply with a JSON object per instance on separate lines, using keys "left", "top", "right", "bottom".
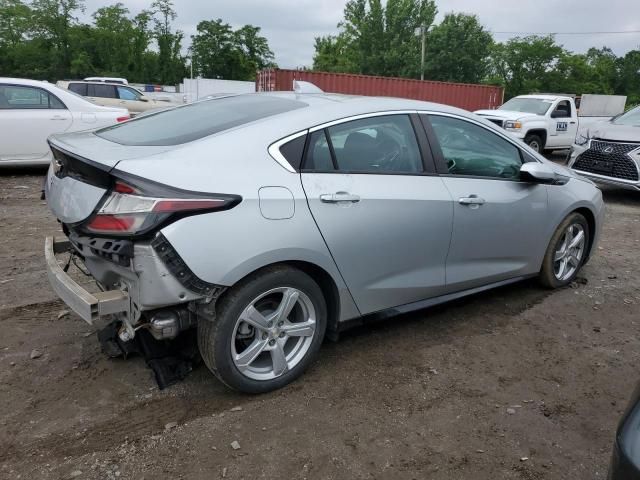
{"left": 1, "top": 166, "right": 639, "bottom": 480}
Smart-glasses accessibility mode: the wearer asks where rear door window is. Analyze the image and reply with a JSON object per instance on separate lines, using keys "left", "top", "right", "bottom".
{"left": 88, "top": 84, "right": 116, "bottom": 98}
{"left": 327, "top": 115, "right": 422, "bottom": 173}
{"left": 304, "top": 130, "right": 335, "bottom": 171}
{"left": 96, "top": 95, "right": 307, "bottom": 146}
{"left": 68, "top": 83, "right": 87, "bottom": 96}
{"left": 302, "top": 115, "right": 423, "bottom": 173}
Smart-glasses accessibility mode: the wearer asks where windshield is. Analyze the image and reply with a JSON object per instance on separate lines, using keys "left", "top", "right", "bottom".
{"left": 96, "top": 94, "right": 307, "bottom": 146}
{"left": 613, "top": 106, "right": 640, "bottom": 126}
{"left": 499, "top": 98, "right": 553, "bottom": 115}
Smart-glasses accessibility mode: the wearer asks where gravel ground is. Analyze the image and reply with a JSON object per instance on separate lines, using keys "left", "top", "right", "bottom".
{"left": 1, "top": 167, "right": 639, "bottom": 480}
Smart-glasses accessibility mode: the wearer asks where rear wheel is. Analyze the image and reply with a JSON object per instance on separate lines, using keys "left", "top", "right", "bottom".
{"left": 524, "top": 134, "right": 544, "bottom": 153}
{"left": 539, "top": 213, "right": 589, "bottom": 288}
{"left": 198, "top": 266, "right": 327, "bottom": 393}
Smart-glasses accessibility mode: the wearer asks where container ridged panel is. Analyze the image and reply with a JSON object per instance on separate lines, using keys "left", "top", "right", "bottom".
{"left": 257, "top": 69, "right": 504, "bottom": 111}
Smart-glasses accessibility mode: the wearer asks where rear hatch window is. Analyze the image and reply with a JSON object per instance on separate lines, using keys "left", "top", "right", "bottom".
{"left": 95, "top": 94, "right": 307, "bottom": 146}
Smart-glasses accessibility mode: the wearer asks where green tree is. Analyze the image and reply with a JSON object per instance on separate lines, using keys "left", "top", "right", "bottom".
{"left": 130, "top": 10, "right": 155, "bottom": 82}
{"left": 0, "top": 0, "right": 34, "bottom": 75}
{"left": 30, "top": 0, "right": 86, "bottom": 79}
{"left": 312, "top": 0, "right": 437, "bottom": 78}
{"left": 313, "top": 34, "right": 358, "bottom": 73}
{"left": 585, "top": 47, "right": 619, "bottom": 94}
{"left": 617, "top": 50, "right": 640, "bottom": 106}
{"left": 489, "top": 35, "right": 564, "bottom": 98}
{"left": 191, "top": 19, "right": 274, "bottom": 80}
{"left": 542, "top": 52, "right": 599, "bottom": 95}
{"left": 424, "top": 13, "right": 493, "bottom": 83}
{"left": 0, "top": 0, "right": 32, "bottom": 46}
{"left": 92, "top": 3, "right": 134, "bottom": 76}
{"left": 151, "top": 0, "right": 184, "bottom": 84}
{"left": 234, "top": 25, "right": 275, "bottom": 77}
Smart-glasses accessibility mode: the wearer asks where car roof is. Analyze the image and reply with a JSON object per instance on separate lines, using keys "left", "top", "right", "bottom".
{"left": 155, "top": 91, "right": 491, "bottom": 150}
{"left": 219, "top": 92, "right": 474, "bottom": 134}
{"left": 247, "top": 91, "right": 467, "bottom": 117}
{"left": 0, "top": 77, "right": 53, "bottom": 87}
{"left": 67, "top": 80, "right": 130, "bottom": 86}
{"left": 515, "top": 94, "right": 569, "bottom": 101}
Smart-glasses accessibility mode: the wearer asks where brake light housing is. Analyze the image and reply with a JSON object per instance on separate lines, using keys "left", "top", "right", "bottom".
{"left": 82, "top": 176, "right": 241, "bottom": 237}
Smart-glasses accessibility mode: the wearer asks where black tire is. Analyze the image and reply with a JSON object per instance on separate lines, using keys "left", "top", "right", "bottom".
{"left": 539, "top": 212, "right": 590, "bottom": 289}
{"left": 524, "top": 134, "right": 544, "bottom": 153}
{"left": 198, "top": 265, "right": 327, "bottom": 393}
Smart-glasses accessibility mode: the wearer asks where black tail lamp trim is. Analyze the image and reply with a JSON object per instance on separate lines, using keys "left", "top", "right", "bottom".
{"left": 152, "top": 233, "right": 223, "bottom": 296}
{"left": 50, "top": 144, "right": 112, "bottom": 189}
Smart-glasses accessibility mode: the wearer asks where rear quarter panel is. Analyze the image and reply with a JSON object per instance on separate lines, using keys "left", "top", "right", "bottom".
{"left": 115, "top": 128, "right": 361, "bottom": 322}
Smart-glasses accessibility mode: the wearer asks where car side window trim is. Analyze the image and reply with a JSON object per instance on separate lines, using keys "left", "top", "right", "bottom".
{"left": 409, "top": 113, "right": 438, "bottom": 174}
{"left": 420, "top": 113, "right": 539, "bottom": 182}
{"left": 323, "top": 128, "right": 340, "bottom": 170}
{"left": 419, "top": 114, "right": 450, "bottom": 175}
{"left": 268, "top": 130, "right": 308, "bottom": 173}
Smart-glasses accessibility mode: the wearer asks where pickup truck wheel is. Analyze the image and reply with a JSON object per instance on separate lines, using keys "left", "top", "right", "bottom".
{"left": 198, "top": 266, "right": 327, "bottom": 393}
{"left": 539, "top": 213, "right": 590, "bottom": 289}
{"left": 524, "top": 134, "right": 543, "bottom": 153}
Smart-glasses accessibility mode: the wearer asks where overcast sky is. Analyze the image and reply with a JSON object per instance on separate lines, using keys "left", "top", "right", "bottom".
{"left": 82, "top": 0, "right": 640, "bottom": 68}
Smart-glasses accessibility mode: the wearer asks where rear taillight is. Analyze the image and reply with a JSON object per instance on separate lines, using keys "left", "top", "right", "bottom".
{"left": 116, "top": 116, "right": 130, "bottom": 123}
{"left": 83, "top": 178, "right": 240, "bottom": 237}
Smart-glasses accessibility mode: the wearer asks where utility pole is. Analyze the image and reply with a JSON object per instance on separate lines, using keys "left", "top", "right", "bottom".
{"left": 420, "top": 25, "right": 426, "bottom": 81}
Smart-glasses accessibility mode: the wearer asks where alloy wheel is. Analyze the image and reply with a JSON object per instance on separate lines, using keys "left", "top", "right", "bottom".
{"left": 553, "top": 223, "right": 586, "bottom": 281}
{"left": 231, "top": 287, "right": 317, "bottom": 381}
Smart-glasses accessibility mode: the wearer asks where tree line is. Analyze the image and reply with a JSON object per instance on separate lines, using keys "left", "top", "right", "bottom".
{"left": 1, "top": 0, "right": 639, "bottom": 105}
{"left": 313, "top": 0, "right": 640, "bottom": 104}
{"left": 0, "top": 0, "right": 275, "bottom": 84}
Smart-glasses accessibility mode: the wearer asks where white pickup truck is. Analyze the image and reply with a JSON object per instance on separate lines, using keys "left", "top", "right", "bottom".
{"left": 475, "top": 94, "right": 627, "bottom": 153}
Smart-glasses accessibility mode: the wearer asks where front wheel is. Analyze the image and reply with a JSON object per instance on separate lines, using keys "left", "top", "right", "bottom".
{"left": 539, "top": 213, "right": 590, "bottom": 288}
{"left": 198, "top": 266, "right": 327, "bottom": 393}
{"left": 524, "top": 134, "right": 544, "bottom": 153}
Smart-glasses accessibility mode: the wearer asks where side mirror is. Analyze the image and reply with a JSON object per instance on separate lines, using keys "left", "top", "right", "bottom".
{"left": 140, "top": 96, "right": 150, "bottom": 102}
{"left": 520, "top": 162, "right": 556, "bottom": 183}
{"left": 550, "top": 110, "right": 566, "bottom": 118}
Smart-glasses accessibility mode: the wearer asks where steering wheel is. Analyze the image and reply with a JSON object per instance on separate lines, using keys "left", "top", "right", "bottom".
{"left": 496, "top": 164, "right": 520, "bottom": 178}
{"left": 378, "top": 146, "right": 401, "bottom": 169}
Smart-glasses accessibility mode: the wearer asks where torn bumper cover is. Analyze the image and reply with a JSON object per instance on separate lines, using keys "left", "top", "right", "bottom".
{"left": 45, "top": 236, "right": 130, "bottom": 325}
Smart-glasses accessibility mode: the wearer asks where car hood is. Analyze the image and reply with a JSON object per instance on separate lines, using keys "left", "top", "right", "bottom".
{"left": 475, "top": 109, "right": 540, "bottom": 122}
{"left": 587, "top": 122, "right": 640, "bottom": 143}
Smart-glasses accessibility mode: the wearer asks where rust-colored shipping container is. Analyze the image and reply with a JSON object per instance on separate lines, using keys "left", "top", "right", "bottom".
{"left": 256, "top": 69, "right": 503, "bottom": 111}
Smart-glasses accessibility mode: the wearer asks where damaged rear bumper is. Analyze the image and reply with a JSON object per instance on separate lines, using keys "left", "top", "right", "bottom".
{"left": 45, "top": 236, "right": 130, "bottom": 324}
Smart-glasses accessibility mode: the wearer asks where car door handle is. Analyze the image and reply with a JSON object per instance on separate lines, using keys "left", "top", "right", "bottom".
{"left": 570, "top": 121, "right": 577, "bottom": 125}
{"left": 320, "top": 192, "right": 360, "bottom": 203}
{"left": 459, "top": 196, "right": 486, "bottom": 206}
{"left": 50, "top": 115, "right": 66, "bottom": 121}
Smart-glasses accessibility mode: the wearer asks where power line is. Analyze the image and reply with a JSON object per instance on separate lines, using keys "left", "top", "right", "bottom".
{"left": 491, "top": 30, "right": 640, "bottom": 35}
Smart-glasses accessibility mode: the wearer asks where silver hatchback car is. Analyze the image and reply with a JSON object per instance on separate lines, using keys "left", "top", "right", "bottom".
{"left": 45, "top": 93, "right": 604, "bottom": 393}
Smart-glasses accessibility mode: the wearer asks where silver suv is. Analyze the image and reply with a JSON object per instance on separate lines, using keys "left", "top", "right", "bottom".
{"left": 45, "top": 93, "right": 604, "bottom": 392}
